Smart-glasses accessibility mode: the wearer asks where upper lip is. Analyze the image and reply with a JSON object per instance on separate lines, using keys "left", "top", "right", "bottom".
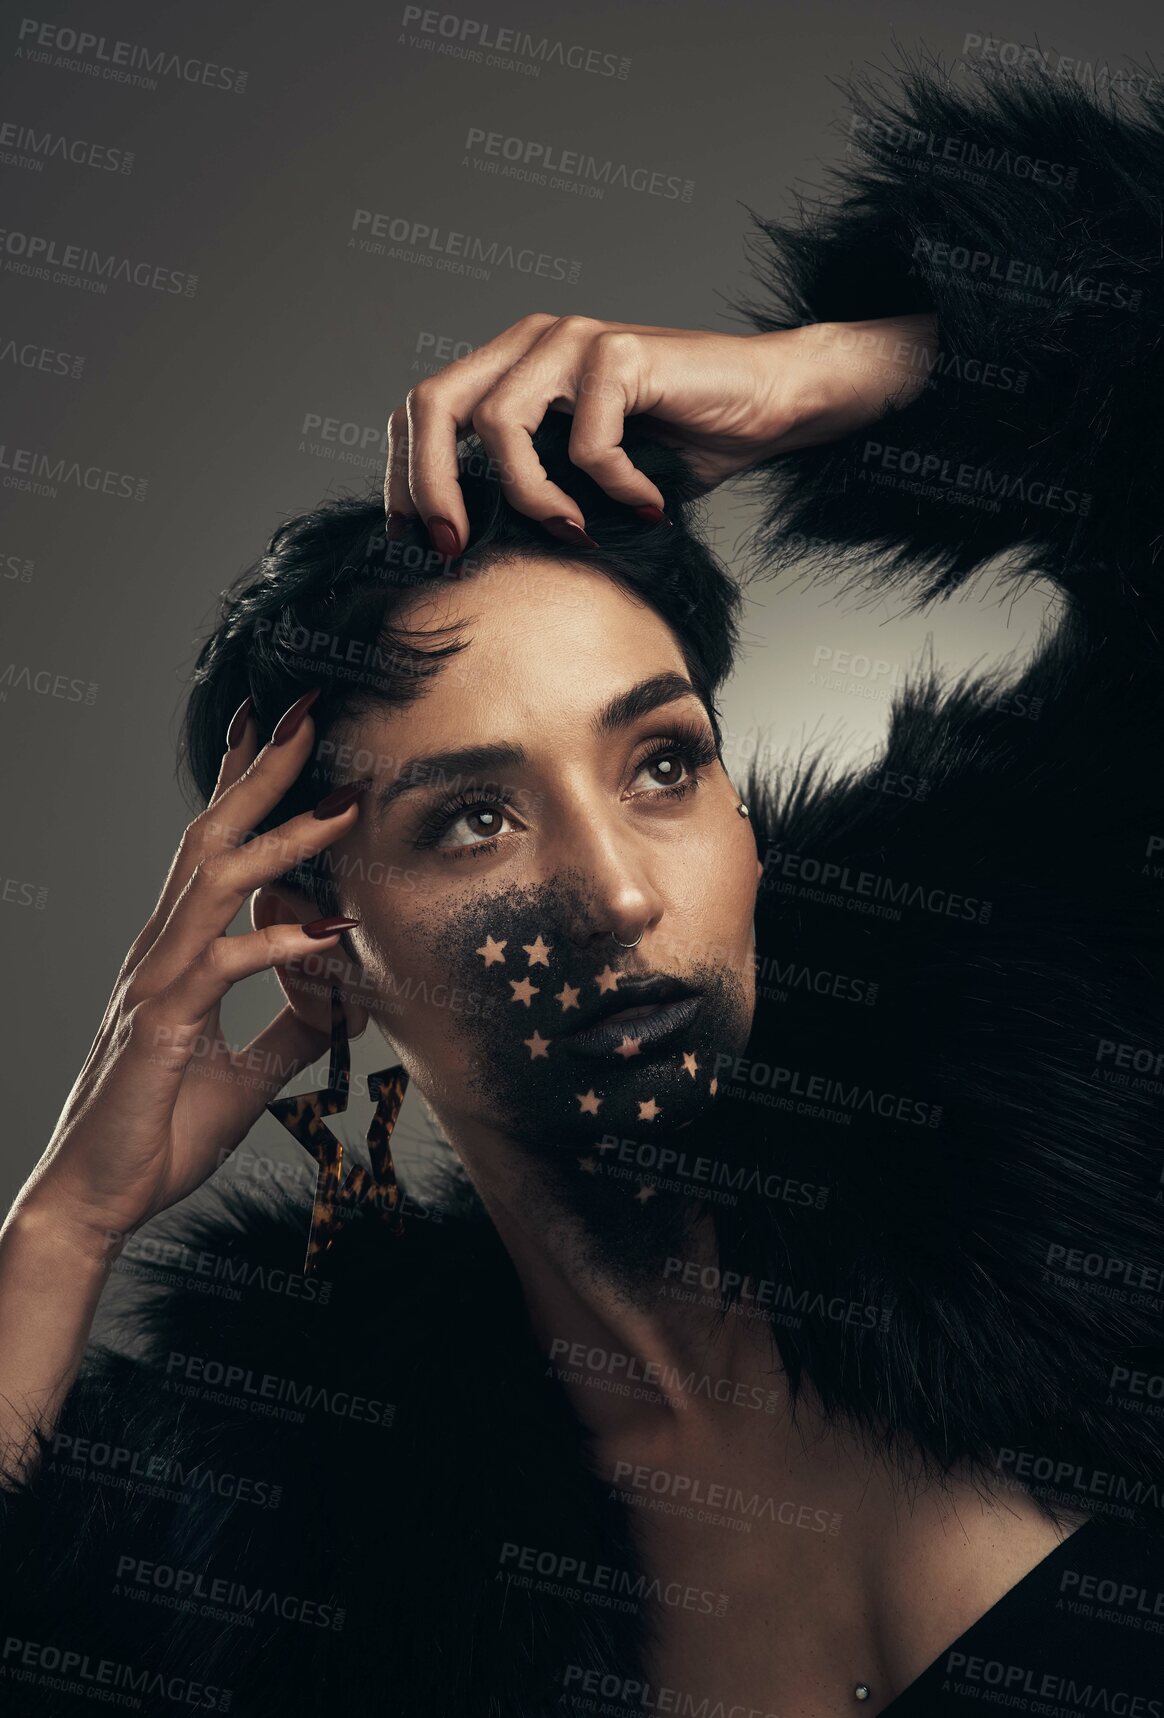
{"left": 563, "top": 974, "right": 700, "bottom": 1036}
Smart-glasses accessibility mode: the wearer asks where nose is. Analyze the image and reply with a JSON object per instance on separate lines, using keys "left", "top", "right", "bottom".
{"left": 550, "top": 806, "right": 666, "bottom": 952}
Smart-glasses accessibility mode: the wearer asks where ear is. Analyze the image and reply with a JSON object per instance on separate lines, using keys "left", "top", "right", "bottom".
{"left": 252, "top": 883, "right": 370, "bottom": 1039}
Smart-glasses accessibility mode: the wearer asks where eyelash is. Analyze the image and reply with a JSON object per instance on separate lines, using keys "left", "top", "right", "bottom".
{"left": 412, "top": 720, "right": 720, "bottom": 862}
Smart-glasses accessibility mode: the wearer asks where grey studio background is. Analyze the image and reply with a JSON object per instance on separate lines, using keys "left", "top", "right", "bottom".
{"left": 1, "top": 0, "right": 1156, "bottom": 1213}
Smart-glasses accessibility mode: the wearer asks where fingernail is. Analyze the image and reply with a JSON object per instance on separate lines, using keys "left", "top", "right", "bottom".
{"left": 313, "top": 777, "right": 373, "bottom": 820}
{"left": 633, "top": 505, "right": 674, "bottom": 527}
{"left": 544, "top": 516, "right": 599, "bottom": 549}
{"left": 302, "top": 914, "right": 361, "bottom": 939}
{"left": 225, "top": 694, "right": 254, "bottom": 750}
{"left": 272, "top": 686, "right": 322, "bottom": 745}
{"left": 426, "top": 517, "right": 461, "bottom": 558}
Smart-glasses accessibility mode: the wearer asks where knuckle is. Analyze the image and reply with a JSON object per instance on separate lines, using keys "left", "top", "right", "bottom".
{"left": 123, "top": 997, "right": 159, "bottom": 1047}
{"left": 405, "top": 379, "right": 437, "bottom": 417}
{"left": 191, "top": 851, "right": 236, "bottom": 897}
{"left": 178, "top": 816, "right": 209, "bottom": 860}
{"left": 568, "top": 431, "right": 607, "bottom": 466}
{"left": 471, "top": 395, "right": 506, "bottom": 435}
{"left": 518, "top": 311, "right": 558, "bottom": 333}
{"left": 201, "top": 936, "right": 234, "bottom": 978}
{"left": 554, "top": 313, "right": 598, "bottom": 340}
{"left": 386, "top": 404, "right": 408, "bottom": 438}
{"left": 116, "top": 941, "right": 145, "bottom": 986}
{"left": 592, "top": 328, "right": 640, "bottom": 367}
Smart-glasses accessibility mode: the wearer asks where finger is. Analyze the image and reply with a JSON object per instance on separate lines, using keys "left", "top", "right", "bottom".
{"left": 403, "top": 313, "right": 560, "bottom": 548}
{"left": 464, "top": 315, "right": 610, "bottom": 528}
{"left": 468, "top": 318, "right": 670, "bottom": 527}
{"left": 151, "top": 1000, "right": 334, "bottom": 1182}
{"left": 384, "top": 405, "right": 415, "bottom": 522}
{"left": 193, "top": 1006, "right": 335, "bottom": 1144}
{"left": 118, "top": 691, "right": 271, "bottom": 979}
{"left": 406, "top": 381, "right": 468, "bottom": 551}
{"left": 566, "top": 331, "right": 668, "bottom": 510}
{"left": 133, "top": 692, "right": 324, "bottom": 973}
{"left": 209, "top": 694, "right": 261, "bottom": 806}
{"left": 133, "top": 921, "right": 356, "bottom": 1062}
{"left": 130, "top": 795, "right": 366, "bottom": 1001}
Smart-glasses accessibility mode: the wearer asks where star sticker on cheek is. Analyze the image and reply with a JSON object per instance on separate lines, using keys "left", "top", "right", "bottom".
{"left": 522, "top": 935, "right": 552, "bottom": 967}
{"left": 682, "top": 1051, "right": 699, "bottom": 1079}
{"left": 637, "top": 1096, "right": 662, "bottom": 1122}
{"left": 509, "top": 977, "right": 540, "bottom": 1007}
{"left": 575, "top": 1089, "right": 603, "bottom": 1115}
{"left": 594, "top": 965, "right": 621, "bottom": 995}
{"left": 555, "top": 982, "right": 581, "bottom": 1012}
{"left": 475, "top": 936, "right": 508, "bottom": 966}
{"left": 523, "top": 1029, "right": 552, "bottom": 1059}
{"left": 614, "top": 1036, "right": 642, "bottom": 1060}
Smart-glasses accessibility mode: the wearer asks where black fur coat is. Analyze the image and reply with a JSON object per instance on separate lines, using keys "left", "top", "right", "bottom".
{"left": 3, "top": 58, "right": 1164, "bottom": 1718}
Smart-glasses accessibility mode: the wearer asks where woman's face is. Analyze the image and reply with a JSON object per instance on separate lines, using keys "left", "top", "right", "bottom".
{"left": 309, "top": 556, "right": 759, "bottom": 1158}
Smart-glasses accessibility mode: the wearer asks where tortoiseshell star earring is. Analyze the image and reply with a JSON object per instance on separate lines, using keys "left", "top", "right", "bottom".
{"left": 266, "top": 986, "right": 410, "bottom": 1276}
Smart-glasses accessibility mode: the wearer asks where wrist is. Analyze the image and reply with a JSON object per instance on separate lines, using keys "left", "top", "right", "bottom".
{"left": 808, "top": 314, "right": 939, "bottom": 415}
{"left": 3, "top": 1191, "right": 131, "bottom": 1274}
{"left": 752, "top": 315, "right": 939, "bottom": 457}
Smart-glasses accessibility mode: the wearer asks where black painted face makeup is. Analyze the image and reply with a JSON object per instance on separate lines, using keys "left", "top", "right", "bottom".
{"left": 403, "top": 872, "right": 753, "bottom": 1159}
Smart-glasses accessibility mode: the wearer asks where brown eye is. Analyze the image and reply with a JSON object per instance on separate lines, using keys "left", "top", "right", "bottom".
{"left": 636, "top": 752, "right": 689, "bottom": 790}
{"left": 434, "top": 801, "right": 514, "bottom": 850}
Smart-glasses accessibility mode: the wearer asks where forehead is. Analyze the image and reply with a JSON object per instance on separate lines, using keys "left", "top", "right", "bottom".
{"left": 360, "top": 556, "right": 689, "bottom": 743}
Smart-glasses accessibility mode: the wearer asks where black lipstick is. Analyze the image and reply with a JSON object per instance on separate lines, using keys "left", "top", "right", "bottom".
{"left": 558, "top": 991, "right": 702, "bottom": 1059}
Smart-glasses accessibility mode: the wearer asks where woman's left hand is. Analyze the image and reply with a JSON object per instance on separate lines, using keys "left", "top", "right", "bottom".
{"left": 383, "top": 311, "right": 938, "bottom": 554}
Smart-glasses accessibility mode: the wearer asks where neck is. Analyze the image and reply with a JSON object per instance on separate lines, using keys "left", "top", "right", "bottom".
{"left": 440, "top": 1105, "right": 888, "bottom": 1509}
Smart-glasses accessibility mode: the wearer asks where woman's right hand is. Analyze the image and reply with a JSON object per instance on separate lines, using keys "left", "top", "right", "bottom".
{"left": 14, "top": 691, "right": 365, "bottom": 1262}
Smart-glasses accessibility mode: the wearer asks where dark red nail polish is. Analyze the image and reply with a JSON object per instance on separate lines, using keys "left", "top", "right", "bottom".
{"left": 313, "top": 777, "right": 373, "bottom": 820}
{"left": 272, "top": 686, "right": 322, "bottom": 746}
{"left": 633, "top": 505, "right": 674, "bottom": 527}
{"left": 302, "top": 914, "right": 361, "bottom": 939}
{"left": 225, "top": 694, "right": 254, "bottom": 750}
{"left": 544, "top": 516, "right": 599, "bottom": 549}
{"left": 426, "top": 517, "right": 461, "bottom": 558}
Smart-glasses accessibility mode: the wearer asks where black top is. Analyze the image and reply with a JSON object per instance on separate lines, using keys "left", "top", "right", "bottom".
{"left": 884, "top": 1517, "right": 1164, "bottom": 1713}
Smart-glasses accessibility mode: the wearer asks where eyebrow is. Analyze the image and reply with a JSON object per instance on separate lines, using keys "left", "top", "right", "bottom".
{"left": 372, "top": 671, "right": 702, "bottom": 819}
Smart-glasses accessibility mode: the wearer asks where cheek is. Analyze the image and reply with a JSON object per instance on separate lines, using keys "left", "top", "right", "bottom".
{"left": 665, "top": 812, "right": 759, "bottom": 957}
{"left": 348, "top": 899, "right": 509, "bottom": 1077}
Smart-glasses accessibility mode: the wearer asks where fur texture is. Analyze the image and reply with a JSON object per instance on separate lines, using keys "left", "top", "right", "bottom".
{"left": 710, "top": 51, "right": 1164, "bottom": 1520}
{"left": 3, "top": 53, "right": 1164, "bottom": 1716}
{"left": 728, "top": 53, "right": 1164, "bottom": 608}
{"left": 0, "top": 1178, "right": 652, "bottom": 1714}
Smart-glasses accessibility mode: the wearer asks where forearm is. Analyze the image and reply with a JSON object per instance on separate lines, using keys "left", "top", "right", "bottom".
{"left": 755, "top": 313, "right": 940, "bottom": 456}
{"left": 0, "top": 1197, "right": 118, "bottom": 1483}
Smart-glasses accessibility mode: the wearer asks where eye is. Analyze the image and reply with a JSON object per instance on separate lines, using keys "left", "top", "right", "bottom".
{"left": 628, "top": 725, "right": 719, "bottom": 799}
{"left": 633, "top": 750, "right": 692, "bottom": 791}
{"left": 434, "top": 800, "right": 515, "bottom": 850}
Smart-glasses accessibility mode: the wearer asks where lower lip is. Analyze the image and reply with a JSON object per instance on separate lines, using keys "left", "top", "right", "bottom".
{"left": 561, "top": 994, "right": 702, "bottom": 1060}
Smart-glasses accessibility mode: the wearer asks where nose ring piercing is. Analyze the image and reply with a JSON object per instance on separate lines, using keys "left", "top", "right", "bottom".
{"left": 611, "top": 928, "right": 644, "bottom": 949}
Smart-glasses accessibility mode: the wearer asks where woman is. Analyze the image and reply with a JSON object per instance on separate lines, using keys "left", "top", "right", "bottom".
{"left": 2, "top": 56, "right": 1163, "bottom": 1717}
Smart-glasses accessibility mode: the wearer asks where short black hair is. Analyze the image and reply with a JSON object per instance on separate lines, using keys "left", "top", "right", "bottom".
{"left": 179, "top": 413, "right": 744, "bottom": 915}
